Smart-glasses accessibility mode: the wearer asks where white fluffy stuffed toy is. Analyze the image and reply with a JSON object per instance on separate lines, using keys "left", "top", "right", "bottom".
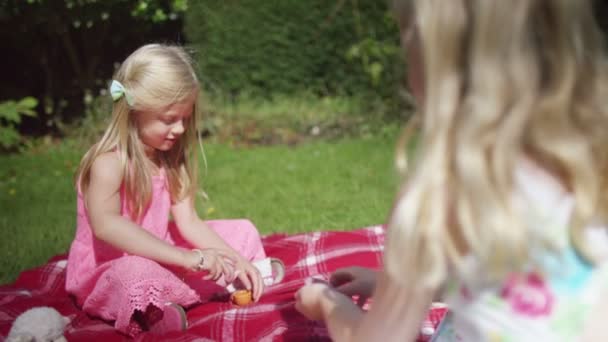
{"left": 7, "top": 306, "right": 69, "bottom": 342}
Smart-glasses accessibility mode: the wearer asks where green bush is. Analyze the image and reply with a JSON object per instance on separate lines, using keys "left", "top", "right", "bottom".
{"left": 1, "top": 0, "right": 188, "bottom": 135}
{"left": 0, "top": 97, "right": 38, "bottom": 150}
{"left": 185, "top": 0, "right": 402, "bottom": 99}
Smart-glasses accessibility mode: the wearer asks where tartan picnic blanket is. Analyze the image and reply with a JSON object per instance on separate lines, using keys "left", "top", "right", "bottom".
{"left": 0, "top": 225, "right": 447, "bottom": 341}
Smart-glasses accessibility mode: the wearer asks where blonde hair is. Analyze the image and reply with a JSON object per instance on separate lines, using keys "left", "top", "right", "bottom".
{"left": 76, "top": 44, "right": 202, "bottom": 219}
{"left": 387, "top": 0, "right": 608, "bottom": 288}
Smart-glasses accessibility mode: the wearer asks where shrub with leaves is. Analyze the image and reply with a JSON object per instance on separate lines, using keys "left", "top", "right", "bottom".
{"left": 1, "top": 0, "right": 188, "bottom": 135}
{"left": 185, "top": 0, "right": 401, "bottom": 99}
{"left": 0, "top": 97, "right": 38, "bottom": 149}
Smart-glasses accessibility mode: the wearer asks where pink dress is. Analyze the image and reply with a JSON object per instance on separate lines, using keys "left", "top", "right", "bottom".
{"left": 65, "top": 168, "right": 267, "bottom": 336}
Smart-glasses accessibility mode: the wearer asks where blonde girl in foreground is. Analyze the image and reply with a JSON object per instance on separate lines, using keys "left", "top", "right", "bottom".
{"left": 66, "top": 44, "right": 282, "bottom": 337}
{"left": 296, "top": 0, "right": 608, "bottom": 340}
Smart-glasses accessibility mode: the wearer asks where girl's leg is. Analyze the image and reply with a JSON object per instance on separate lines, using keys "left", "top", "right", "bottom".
{"left": 204, "top": 219, "right": 267, "bottom": 261}
{"left": 81, "top": 255, "right": 199, "bottom": 336}
{"left": 205, "top": 219, "right": 284, "bottom": 288}
{"left": 174, "top": 219, "right": 281, "bottom": 298}
{"left": 171, "top": 219, "right": 283, "bottom": 299}
{"left": 168, "top": 219, "right": 266, "bottom": 261}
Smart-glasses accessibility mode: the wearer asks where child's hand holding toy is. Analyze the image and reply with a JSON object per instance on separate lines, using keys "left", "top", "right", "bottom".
{"left": 188, "top": 248, "right": 237, "bottom": 281}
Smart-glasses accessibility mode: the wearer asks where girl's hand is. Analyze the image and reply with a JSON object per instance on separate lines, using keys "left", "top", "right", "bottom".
{"left": 329, "top": 267, "right": 376, "bottom": 307}
{"left": 233, "top": 258, "right": 265, "bottom": 302}
{"left": 186, "top": 248, "right": 236, "bottom": 281}
{"left": 295, "top": 282, "right": 332, "bottom": 321}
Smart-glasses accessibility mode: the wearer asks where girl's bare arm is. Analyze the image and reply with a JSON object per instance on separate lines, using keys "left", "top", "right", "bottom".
{"left": 86, "top": 153, "right": 194, "bottom": 268}
{"left": 323, "top": 270, "right": 435, "bottom": 342}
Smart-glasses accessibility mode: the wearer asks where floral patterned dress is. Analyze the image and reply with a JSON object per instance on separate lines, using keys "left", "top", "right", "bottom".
{"left": 434, "top": 162, "right": 608, "bottom": 341}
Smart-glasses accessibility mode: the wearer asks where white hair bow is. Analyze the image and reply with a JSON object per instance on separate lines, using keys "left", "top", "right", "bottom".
{"left": 109, "top": 80, "right": 134, "bottom": 106}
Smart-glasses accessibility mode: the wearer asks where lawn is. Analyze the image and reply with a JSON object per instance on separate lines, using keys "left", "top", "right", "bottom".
{"left": 0, "top": 133, "right": 400, "bottom": 284}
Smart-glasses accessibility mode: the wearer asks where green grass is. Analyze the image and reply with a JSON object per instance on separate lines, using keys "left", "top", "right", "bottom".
{"left": 206, "top": 94, "right": 367, "bottom": 127}
{"left": 0, "top": 133, "right": 400, "bottom": 285}
{"left": 200, "top": 94, "right": 400, "bottom": 146}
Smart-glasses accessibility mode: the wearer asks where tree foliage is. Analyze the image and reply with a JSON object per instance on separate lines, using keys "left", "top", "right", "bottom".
{"left": 0, "top": 0, "right": 186, "bottom": 134}
{"left": 0, "top": 97, "right": 38, "bottom": 149}
{"left": 184, "top": 0, "right": 402, "bottom": 99}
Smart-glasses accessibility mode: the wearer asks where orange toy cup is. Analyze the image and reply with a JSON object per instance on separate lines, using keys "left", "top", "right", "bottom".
{"left": 231, "top": 290, "right": 253, "bottom": 306}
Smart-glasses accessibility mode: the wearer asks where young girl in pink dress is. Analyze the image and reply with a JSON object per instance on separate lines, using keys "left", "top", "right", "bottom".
{"left": 65, "top": 44, "right": 282, "bottom": 337}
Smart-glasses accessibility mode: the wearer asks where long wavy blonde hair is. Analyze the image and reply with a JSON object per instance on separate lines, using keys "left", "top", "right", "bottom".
{"left": 386, "top": 0, "right": 608, "bottom": 288}
{"left": 76, "top": 44, "right": 202, "bottom": 219}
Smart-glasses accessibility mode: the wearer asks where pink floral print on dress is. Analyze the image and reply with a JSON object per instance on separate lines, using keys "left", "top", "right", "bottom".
{"left": 500, "top": 272, "right": 554, "bottom": 317}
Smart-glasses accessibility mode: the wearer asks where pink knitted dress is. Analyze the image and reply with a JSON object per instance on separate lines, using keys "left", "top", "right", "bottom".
{"left": 65, "top": 168, "right": 267, "bottom": 336}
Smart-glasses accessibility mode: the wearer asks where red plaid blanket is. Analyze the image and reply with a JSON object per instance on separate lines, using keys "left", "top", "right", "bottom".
{"left": 0, "top": 226, "right": 446, "bottom": 341}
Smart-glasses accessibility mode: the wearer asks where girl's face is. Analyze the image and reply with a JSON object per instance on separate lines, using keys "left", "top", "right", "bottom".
{"left": 135, "top": 95, "right": 195, "bottom": 157}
